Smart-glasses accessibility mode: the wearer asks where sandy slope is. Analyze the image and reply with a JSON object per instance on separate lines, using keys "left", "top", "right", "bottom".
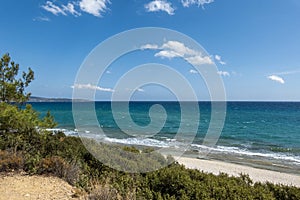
{"left": 177, "top": 157, "right": 300, "bottom": 187}
{"left": 0, "top": 173, "right": 79, "bottom": 200}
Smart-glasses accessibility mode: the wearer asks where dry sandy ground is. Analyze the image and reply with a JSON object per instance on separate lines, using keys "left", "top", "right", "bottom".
{"left": 177, "top": 157, "right": 300, "bottom": 187}
{"left": 0, "top": 173, "right": 80, "bottom": 200}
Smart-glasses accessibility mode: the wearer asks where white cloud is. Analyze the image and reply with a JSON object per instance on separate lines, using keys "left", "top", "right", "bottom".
{"left": 42, "top": 0, "right": 109, "bottom": 17}
{"left": 217, "top": 71, "right": 230, "bottom": 77}
{"left": 79, "top": 0, "right": 110, "bottom": 17}
{"left": 142, "top": 40, "right": 213, "bottom": 66}
{"left": 266, "top": 69, "right": 300, "bottom": 84}
{"left": 161, "top": 41, "right": 197, "bottom": 57}
{"left": 42, "top": 1, "right": 81, "bottom": 16}
{"left": 145, "top": 0, "right": 175, "bottom": 15}
{"left": 186, "top": 55, "right": 213, "bottom": 66}
{"left": 33, "top": 16, "right": 50, "bottom": 22}
{"left": 181, "top": 0, "right": 214, "bottom": 8}
{"left": 126, "top": 88, "right": 145, "bottom": 92}
{"left": 155, "top": 50, "right": 178, "bottom": 58}
{"left": 106, "top": 70, "right": 111, "bottom": 74}
{"left": 141, "top": 44, "right": 160, "bottom": 50}
{"left": 267, "top": 75, "right": 285, "bottom": 84}
{"left": 42, "top": 1, "right": 67, "bottom": 16}
{"left": 219, "top": 61, "right": 226, "bottom": 65}
{"left": 215, "top": 55, "right": 221, "bottom": 61}
{"left": 215, "top": 54, "right": 226, "bottom": 65}
{"left": 72, "top": 83, "right": 114, "bottom": 92}
{"left": 189, "top": 69, "right": 198, "bottom": 74}
{"left": 62, "top": 3, "right": 81, "bottom": 16}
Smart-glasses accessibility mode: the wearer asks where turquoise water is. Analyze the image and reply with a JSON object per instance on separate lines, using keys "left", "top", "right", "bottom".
{"left": 31, "top": 102, "right": 300, "bottom": 174}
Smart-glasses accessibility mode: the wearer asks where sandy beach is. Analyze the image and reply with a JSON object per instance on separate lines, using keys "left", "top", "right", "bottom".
{"left": 176, "top": 157, "right": 300, "bottom": 187}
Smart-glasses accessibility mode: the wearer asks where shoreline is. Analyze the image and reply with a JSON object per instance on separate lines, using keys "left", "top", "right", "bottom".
{"left": 176, "top": 156, "right": 300, "bottom": 187}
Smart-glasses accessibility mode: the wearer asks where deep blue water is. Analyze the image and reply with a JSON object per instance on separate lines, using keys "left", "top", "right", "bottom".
{"left": 31, "top": 101, "right": 300, "bottom": 174}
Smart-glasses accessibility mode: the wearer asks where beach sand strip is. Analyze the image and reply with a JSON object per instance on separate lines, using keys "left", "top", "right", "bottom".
{"left": 177, "top": 157, "right": 300, "bottom": 187}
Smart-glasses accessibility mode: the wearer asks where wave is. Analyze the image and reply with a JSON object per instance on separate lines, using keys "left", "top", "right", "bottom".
{"left": 103, "top": 137, "right": 170, "bottom": 148}
{"left": 48, "top": 128, "right": 176, "bottom": 148}
{"left": 191, "top": 144, "right": 300, "bottom": 164}
{"left": 47, "top": 128, "right": 300, "bottom": 165}
{"left": 45, "top": 128, "right": 78, "bottom": 136}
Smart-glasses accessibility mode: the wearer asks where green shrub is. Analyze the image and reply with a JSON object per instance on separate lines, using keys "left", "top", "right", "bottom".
{"left": 265, "top": 182, "right": 300, "bottom": 200}
{"left": 137, "top": 164, "right": 280, "bottom": 200}
{"left": 0, "top": 103, "right": 56, "bottom": 155}
{"left": 38, "top": 156, "right": 80, "bottom": 185}
{"left": 87, "top": 184, "right": 119, "bottom": 200}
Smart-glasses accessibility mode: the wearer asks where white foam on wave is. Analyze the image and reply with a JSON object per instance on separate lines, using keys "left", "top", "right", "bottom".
{"left": 103, "top": 137, "right": 170, "bottom": 148}
{"left": 44, "top": 128, "right": 300, "bottom": 165}
{"left": 191, "top": 144, "right": 300, "bottom": 164}
{"left": 45, "top": 128, "right": 78, "bottom": 136}
{"left": 52, "top": 128, "right": 177, "bottom": 148}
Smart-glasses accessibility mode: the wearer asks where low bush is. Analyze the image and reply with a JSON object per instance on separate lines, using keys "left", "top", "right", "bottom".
{"left": 0, "top": 150, "right": 23, "bottom": 171}
{"left": 87, "top": 184, "right": 119, "bottom": 200}
{"left": 38, "top": 156, "right": 80, "bottom": 185}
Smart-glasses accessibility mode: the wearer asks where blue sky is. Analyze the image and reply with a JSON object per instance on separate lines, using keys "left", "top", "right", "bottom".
{"left": 1, "top": 0, "right": 300, "bottom": 101}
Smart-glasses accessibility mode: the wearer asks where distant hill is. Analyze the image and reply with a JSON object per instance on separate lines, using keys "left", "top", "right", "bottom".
{"left": 28, "top": 96, "right": 73, "bottom": 102}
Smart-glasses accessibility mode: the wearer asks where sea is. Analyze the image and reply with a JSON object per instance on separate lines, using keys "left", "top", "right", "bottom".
{"left": 31, "top": 101, "right": 300, "bottom": 175}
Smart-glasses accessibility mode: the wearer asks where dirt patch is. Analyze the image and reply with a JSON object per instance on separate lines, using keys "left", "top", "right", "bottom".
{"left": 0, "top": 172, "right": 81, "bottom": 200}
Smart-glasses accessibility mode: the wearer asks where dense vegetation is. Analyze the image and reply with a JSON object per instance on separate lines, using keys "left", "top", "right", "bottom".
{"left": 0, "top": 53, "right": 300, "bottom": 199}
{"left": 1, "top": 125, "right": 300, "bottom": 200}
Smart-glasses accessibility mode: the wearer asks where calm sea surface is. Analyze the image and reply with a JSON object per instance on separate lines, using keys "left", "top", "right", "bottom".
{"left": 31, "top": 102, "right": 300, "bottom": 174}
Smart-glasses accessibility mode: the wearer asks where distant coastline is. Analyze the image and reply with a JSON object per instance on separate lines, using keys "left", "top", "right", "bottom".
{"left": 28, "top": 96, "right": 91, "bottom": 103}
{"left": 28, "top": 97, "right": 300, "bottom": 103}
{"left": 28, "top": 96, "right": 72, "bottom": 102}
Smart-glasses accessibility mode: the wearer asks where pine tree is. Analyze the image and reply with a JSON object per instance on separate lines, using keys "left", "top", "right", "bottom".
{"left": 0, "top": 53, "right": 34, "bottom": 103}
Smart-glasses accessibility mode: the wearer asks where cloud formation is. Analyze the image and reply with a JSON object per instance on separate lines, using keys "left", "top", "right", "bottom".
{"left": 33, "top": 16, "right": 50, "bottom": 22}
{"left": 145, "top": 0, "right": 175, "bottom": 15}
{"left": 72, "top": 83, "right": 114, "bottom": 92}
{"left": 79, "top": 0, "right": 110, "bottom": 17}
{"left": 41, "top": 0, "right": 109, "bottom": 17}
{"left": 267, "top": 75, "right": 285, "bottom": 84}
{"left": 63, "top": 3, "right": 81, "bottom": 16}
{"left": 217, "top": 71, "right": 230, "bottom": 77}
{"left": 125, "top": 88, "right": 145, "bottom": 92}
{"left": 142, "top": 40, "right": 213, "bottom": 66}
{"left": 189, "top": 69, "right": 198, "bottom": 74}
{"left": 41, "top": 0, "right": 215, "bottom": 18}
{"left": 215, "top": 54, "right": 226, "bottom": 65}
{"left": 181, "top": 0, "right": 214, "bottom": 8}
{"left": 141, "top": 44, "right": 160, "bottom": 50}
{"left": 42, "top": 1, "right": 67, "bottom": 16}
